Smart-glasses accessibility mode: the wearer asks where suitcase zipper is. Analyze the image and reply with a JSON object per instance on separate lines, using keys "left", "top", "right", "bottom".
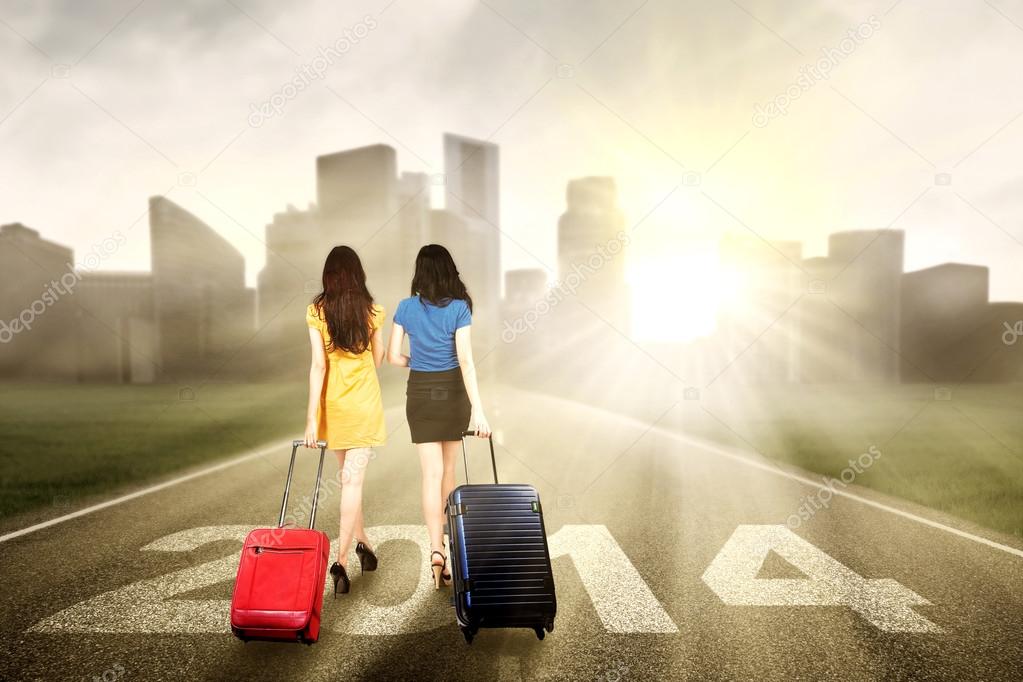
{"left": 252, "top": 546, "right": 314, "bottom": 554}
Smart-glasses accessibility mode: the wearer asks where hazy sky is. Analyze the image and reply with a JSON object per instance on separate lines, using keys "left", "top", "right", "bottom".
{"left": 2, "top": 0, "right": 1022, "bottom": 300}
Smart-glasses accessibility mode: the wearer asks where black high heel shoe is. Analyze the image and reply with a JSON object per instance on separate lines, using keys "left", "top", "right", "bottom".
{"left": 330, "top": 562, "right": 350, "bottom": 598}
{"left": 355, "top": 542, "right": 378, "bottom": 574}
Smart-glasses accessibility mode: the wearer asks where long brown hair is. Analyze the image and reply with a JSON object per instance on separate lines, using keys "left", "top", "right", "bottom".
{"left": 410, "top": 244, "right": 473, "bottom": 312}
{"left": 312, "top": 246, "right": 375, "bottom": 354}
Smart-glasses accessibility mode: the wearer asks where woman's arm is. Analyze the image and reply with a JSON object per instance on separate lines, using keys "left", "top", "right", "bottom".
{"left": 370, "top": 325, "right": 385, "bottom": 368}
{"left": 387, "top": 322, "right": 410, "bottom": 367}
{"left": 455, "top": 325, "right": 491, "bottom": 437}
{"left": 304, "top": 327, "right": 327, "bottom": 448}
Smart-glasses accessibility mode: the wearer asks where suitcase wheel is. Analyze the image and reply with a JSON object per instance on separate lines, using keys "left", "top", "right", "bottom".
{"left": 534, "top": 627, "right": 545, "bottom": 641}
{"left": 545, "top": 620, "right": 555, "bottom": 633}
{"left": 461, "top": 626, "right": 475, "bottom": 644}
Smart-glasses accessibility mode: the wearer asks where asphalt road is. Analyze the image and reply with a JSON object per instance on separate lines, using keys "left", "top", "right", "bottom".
{"left": 1, "top": 385, "right": 1022, "bottom": 681}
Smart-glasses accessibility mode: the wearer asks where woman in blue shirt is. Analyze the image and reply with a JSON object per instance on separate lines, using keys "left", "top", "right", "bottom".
{"left": 387, "top": 244, "right": 491, "bottom": 589}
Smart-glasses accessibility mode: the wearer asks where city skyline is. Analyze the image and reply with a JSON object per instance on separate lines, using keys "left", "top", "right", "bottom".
{"left": 2, "top": 1, "right": 1022, "bottom": 302}
{"left": 3, "top": 125, "right": 1019, "bottom": 389}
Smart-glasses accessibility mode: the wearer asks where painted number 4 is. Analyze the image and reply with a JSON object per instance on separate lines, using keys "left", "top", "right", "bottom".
{"left": 702, "top": 525, "right": 939, "bottom": 632}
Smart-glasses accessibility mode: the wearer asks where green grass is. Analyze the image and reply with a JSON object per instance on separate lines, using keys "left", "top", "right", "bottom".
{"left": 693, "top": 383, "right": 1023, "bottom": 539}
{"left": 0, "top": 381, "right": 310, "bottom": 520}
{"left": 3, "top": 380, "right": 1021, "bottom": 541}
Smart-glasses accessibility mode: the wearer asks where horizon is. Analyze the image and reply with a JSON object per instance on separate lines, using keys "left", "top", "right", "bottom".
{"left": 2, "top": 0, "right": 1022, "bottom": 308}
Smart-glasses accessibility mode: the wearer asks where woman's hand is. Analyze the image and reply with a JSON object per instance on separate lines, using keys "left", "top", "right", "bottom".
{"left": 472, "top": 411, "right": 492, "bottom": 438}
{"left": 303, "top": 419, "right": 319, "bottom": 449}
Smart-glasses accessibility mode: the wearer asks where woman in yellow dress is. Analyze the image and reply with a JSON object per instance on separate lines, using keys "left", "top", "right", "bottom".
{"left": 303, "top": 246, "right": 386, "bottom": 597}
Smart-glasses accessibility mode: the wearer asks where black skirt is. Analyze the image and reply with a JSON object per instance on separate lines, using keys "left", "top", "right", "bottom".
{"left": 406, "top": 368, "right": 471, "bottom": 443}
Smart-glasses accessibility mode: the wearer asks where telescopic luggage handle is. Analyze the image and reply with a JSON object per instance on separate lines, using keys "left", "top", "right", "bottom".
{"left": 280, "top": 440, "right": 328, "bottom": 529}
{"left": 461, "top": 431, "right": 498, "bottom": 485}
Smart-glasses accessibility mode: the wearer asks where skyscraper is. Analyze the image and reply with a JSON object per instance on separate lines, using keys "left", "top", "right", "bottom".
{"left": 827, "top": 230, "right": 904, "bottom": 382}
{"left": 317, "top": 144, "right": 398, "bottom": 242}
{"left": 439, "top": 133, "right": 501, "bottom": 348}
{"left": 317, "top": 144, "right": 410, "bottom": 322}
{"left": 900, "top": 263, "right": 990, "bottom": 381}
{"left": 0, "top": 223, "right": 78, "bottom": 379}
{"left": 254, "top": 203, "right": 322, "bottom": 374}
{"left": 443, "top": 133, "right": 499, "bottom": 228}
{"left": 76, "top": 272, "right": 157, "bottom": 383}
{"left": 795, "top": 255, "right": 844, "bottom": 383}
{"left": 556, "top": 177, "right": 629, "bottom": 330}
{"left": 150, "top": 196, "right": 253, "bottom": 379}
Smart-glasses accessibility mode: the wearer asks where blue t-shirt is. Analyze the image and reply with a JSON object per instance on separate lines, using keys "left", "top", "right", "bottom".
{"left": 394, "top": 296, "right": 472, "bottom": 371}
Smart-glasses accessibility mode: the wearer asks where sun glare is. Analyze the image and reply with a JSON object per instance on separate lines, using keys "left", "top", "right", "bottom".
{"left": 629, "top": 251, "right": 727, "bottom": 342}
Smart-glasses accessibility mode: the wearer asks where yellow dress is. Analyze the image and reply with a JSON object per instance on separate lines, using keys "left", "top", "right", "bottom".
{"left": 306, "top": 303, "right": 387, "bottom": 450}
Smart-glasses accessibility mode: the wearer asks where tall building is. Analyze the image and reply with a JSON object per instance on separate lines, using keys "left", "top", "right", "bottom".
{"left": 827, "top": 230, "right": 904, "bottom": 382}
{"left": 317, "top": 144, "right": 398, "bottom": 242}
{"left": 397, "top": 171, "right": 430, "bottom": 269}
{"left": 317, "top": 144, "right": 408, "bottom": 321}
{"left": 76, "top": 272, "right": 157, "bottom": 383}
{"left": 0, "top": 223, "right": 78, "bottom": 379}
{"left": 716, "top": 235, "right": 803, "bottom": 382}
{"left": 258, "top": 203, "right": 321, "bottom": 326}
{"left": 150, "top": 196, "right": 253, "bottom": 379}
{"left": 972, "top": 301, "right": 1023, "bottom": 382}
{"left": 443, "top": 133, "right": 499, "bottom": 227}
{"left": 254, "top": 204, "right": 323, "bottom": 374}
{"left": 556, "top": 177, "right": 629, "bottom": 329}
{"left": 795, "top": 256, "right": 845, "bottom": 382}
{"left": 380, "top": 171, "right": 431, "bottom": 310}
{"left": 437, "top": 134, "right": 502, "bottom": 349}
{"left": 900, "top": 263, "right": 991, "bottom": 381}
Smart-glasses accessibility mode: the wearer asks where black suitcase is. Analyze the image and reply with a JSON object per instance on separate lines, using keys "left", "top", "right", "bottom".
{"left": 446, "top": 431, "right": 557, "bottom": 644}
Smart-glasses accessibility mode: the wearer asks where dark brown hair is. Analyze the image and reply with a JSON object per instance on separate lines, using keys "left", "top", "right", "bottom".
{"left": 312, "top": 246, "right": 375, "bottom": 354}
{"left": 410, "top": 244, "right": 473, "bottom": 312}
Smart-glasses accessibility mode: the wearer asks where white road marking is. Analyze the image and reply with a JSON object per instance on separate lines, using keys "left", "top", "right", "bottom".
{"left": 0, "top": 441, "right": 289, "bottom": 544}
{"left": 658, "top": 427, "right": 1023, "bottom": 560}
{"left": 28, "top": 525, "right": 251, "bottom": 633}
{"left": 7, "top": 387, "right": 1023, "bottom": 562}
{"left": 29, "top": 523, "right": 679, "bottom": 635}
{"left": 702, "top": 525, "right": 940, "bottom": 632}
{"left": 549, "top": 525, "right": 678, "bottom": 633}
{"left": 512, "top": 389, "right": 1023, "bottom": 560}
{"left": 335, "top": 525, "right": 450, "bottom": 635}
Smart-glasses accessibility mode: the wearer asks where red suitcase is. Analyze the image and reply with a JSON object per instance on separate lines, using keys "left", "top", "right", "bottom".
{"left": 230, "top": 440, "right": 331, "bottom": 645}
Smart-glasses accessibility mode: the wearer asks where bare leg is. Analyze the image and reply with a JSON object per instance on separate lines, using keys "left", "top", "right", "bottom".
{"left": 353, "top": 507, "right": 372, "bottom": 550}
{"left": 440, "top": 440, "right": 459, "bottom": 506}
{"left": 349, "top": 448, "right": 373, "bottom": 551}
{"left": 417, "top": 442, "right": 445, "bottom": 556}
{"left": 336, "top": 448, "right": 370, "bottom": 567}
{"left": 439, "top": 441, "right": 461, "bottom": 576}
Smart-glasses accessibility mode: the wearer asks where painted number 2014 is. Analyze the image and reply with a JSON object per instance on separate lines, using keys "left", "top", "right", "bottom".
{"left": 28, "top": 524, "right": 938, "bottom": 635}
